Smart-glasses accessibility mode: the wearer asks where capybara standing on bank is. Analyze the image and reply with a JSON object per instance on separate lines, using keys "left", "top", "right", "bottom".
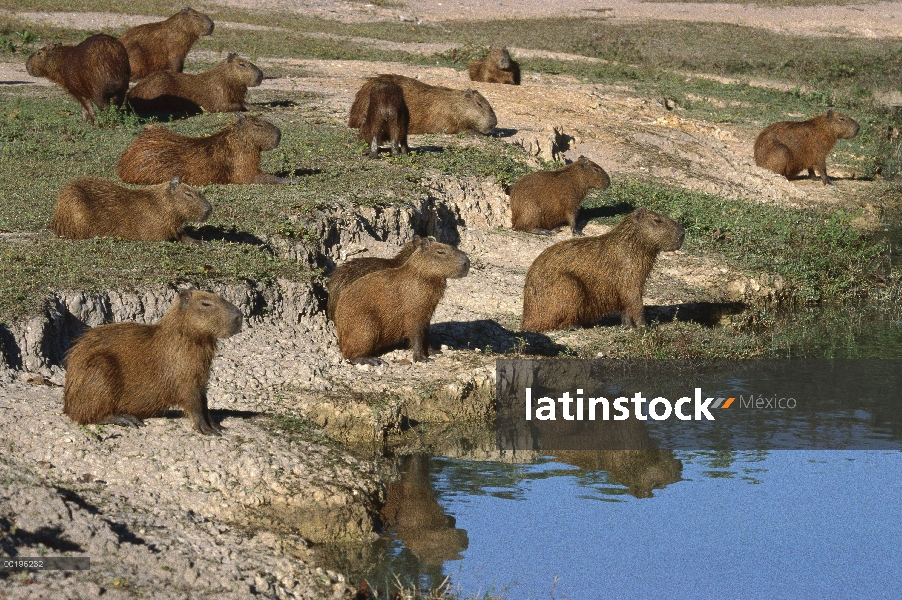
{"left": 127, "top": 53, "right": 263, "bottom": 116}
{"left": 334, "top": 239, "right": 469, "bottom": 364}
{"left": 116, "top": 114, "right": 287, "bottom": 185}
{"left": 754, "top": 110, "right": 860, "bottom": 185}
{"left": 352, "top": 79, "right": 410, "bottom": 157}
{"left": 510, "top": 156, "right": 611, "bottom": 235}
{"left": 521, "top": 208, "right": 684, "bottom": 331}
{"left": 349, "top": 74, "right": 496, "bottom": 135}
{"left": 326, "top": 237, "right": 422, "bottom": 321}
{"left": 63, "top": 289, "right": 242, "bottom": 435}
{"left": 120, "top": 7, "right": 214, "bottom": 80}
{"left": 52, "top": 177, "right": 211, "bottom": 243}
{"left": 468, "top": 47, "right": 520, "bottom": 85}
{"left": 25, "top": 34, "right": 130, "bottom": 123}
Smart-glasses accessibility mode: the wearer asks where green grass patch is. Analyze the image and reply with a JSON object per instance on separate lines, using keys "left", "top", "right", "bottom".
{"left": 586, "top": 178, "right": 885, "bottom": 302}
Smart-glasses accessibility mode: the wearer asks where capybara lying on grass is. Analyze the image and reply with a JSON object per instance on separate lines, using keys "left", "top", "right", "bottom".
{"left": 63, "top": 289, "right": 242, "bottom": 435}
{"left": 120, "top": 7, "right": 214, "bottom": 80}
{"left": 26, "top": 34, "right": 130, "bottom": 123}
{"left": 52, "top": 177, "right": 211, "bottom": 243}
{"left": 326, "top": 237, "right": 422, "bottom": 321}
{"left": 349, "top": 74, "right": 497, "bottom": 135}
{"left": 127, "top": 53, "right": 263, "bottom": 116}
{"left": 510, "top": 156, "right": 611, "bottom": 235}
{"left": 334, "top": 239, "right": 469, "bottom": 364}
{"left": 754, "top": 110, "right": 860, "bottom": 185}
{"left": 116, "top": 114, "right": 287, "bottom": 185}
{"left": 521, "top": 208, "right": 684, "bottom": 331}
{"left": 468, "top": 47, "right": 520, "bottom": 85}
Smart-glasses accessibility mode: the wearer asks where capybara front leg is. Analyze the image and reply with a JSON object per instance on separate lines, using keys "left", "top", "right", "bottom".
{"left": 568, "top": 212, "right": 583, "bottom": 237}
{"left": 78, "top": 97, "right": 96, "bottom": 124}
{"left": 411, "top": 323, "right": 431, "bottom": 362}
{"left": 622, "top": 296, "right": 647, "bottom": 327}
{"left": 201, "top": 391, "right": 224, "bottom": 433}
{"left": 368, "top": 135, "right": 380, "bottom": 158}
{"left": 186, "top": 392, "right": 221, "bottom": 436}
{"left": 818, "top": 160, "right": 833, "bottom": 185}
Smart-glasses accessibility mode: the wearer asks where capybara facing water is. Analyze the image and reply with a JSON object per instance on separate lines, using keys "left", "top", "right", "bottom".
{"left": 510, "top": 156, "right": 611, "bottom": 235}
{"left": 326, "top": 237, "right": 422, "bottom": 321}
{"left": 754, "top": 110, "right": 860, "bottom": 185}
{"left": 25, "top": 34, "right": 130, "bottom": 123}
{"left": 353, "top": 79, "right": 410, "bottom": 157}
{"left": 349, "top": 74, "right": 497, "bottom": 135}
{"left": 468, "top": 47, "right": 520, "bottom": 85}
{"left": 120, "top": 7, "right": 214, "bottom": 80}
{"left": 334, "top": 239, "right": 469, "bottom": 364}
{"left": 127, "top": 53, "right": 263, "bottom": 116}
{"left": 52, "top": 177, "right": 211, "bottom": 243}
{"left": 63, "top": 289, "right": 242, "bottom": 435}
{"left": 116, "top": 114, "right": 287, "bottom": 185}
{"left": 521, "top": 208, "right": 684, "bottom": 331}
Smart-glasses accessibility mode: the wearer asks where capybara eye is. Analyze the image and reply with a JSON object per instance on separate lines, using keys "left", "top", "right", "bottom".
{"left": 201, "top": 300, "right": 213, "bottom": 307}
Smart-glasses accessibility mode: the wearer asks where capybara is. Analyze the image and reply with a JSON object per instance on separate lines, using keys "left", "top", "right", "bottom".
{"left": 63, "top": 289, "right": 242, "bottom": 435}
{"left": 120, "top": 7, "right": 214, "bottom": 80}
{"left": 521, "top": 207, "right": 684, "bottom": 331}
{"left": 334, "top": 239, "right": 470, "bottom": 364}
{"left": 52, "top": 177, "right": 211, "bottom": 243}
{"left": 468, "top": 47, "right": 520, "bottom": 85}
{"left": 510, "top": 156, "right": 611, "bottom": 235}
{"left": 349, "top": 74, "right": 497, "bottom": 135}
{"left": 127, "top": 53, "right": 263, "bottom": 116}
{"left": 326, "top": 237, "right": 422, "bottom": 321}
{"left": 754, "top": 110, "right": 860, "bottom": 185}
{"left": 353, "top": 79, "right": 410, "bottom": 157}
{"left": 116, "top": 114, "right": 287, "bottom": 185}
{"left": 25, "top": 34, "right": 130, "bottom": 123}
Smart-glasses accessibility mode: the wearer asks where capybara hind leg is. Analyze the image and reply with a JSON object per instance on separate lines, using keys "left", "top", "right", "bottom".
{"left": 99, "top": 414, "right": 145, "bottom": 428}
{"left": 524, "top": 276, "right": 586, "bottom": 331}
{"left": 340, "top": 316, "right": 382, "bottom": 363}
{"left": 78, "top": 98, "right": 96, "bottom": 123}
{"left": 368, "top": 136, "right": 380, "bottom": 158}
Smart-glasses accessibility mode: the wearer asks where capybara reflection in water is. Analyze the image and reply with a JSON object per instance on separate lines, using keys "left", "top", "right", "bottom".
{"left": 334, "top": 239, "right": 469, "bottom": 364}
{"left": 120, "top": 7, "right": 214, "bottom": 80}
{"left": 25, "top": 34, "right": 130, "bottom": 123}
{"left": 510, "top": 156, "right": 611, "bottom": 235}
{"left": 116, "top": 114, "right": 287, "bottom": 185}
{"left": 754, "top": 110, "right": 860, "bottom": 185}
{"left": 522, "top": 208, "right": 684, "bottom": 331}
{"left": 63, "top": 290, "right": 242, "bottom": 436}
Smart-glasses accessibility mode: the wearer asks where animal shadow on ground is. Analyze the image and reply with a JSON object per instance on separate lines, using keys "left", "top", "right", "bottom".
{"left": 579, "top": 201, "right": 636, "bottom": 224}
{"left": 126, "top": 96, "right": 203, "bottom": 120}
{"left": 587, "top": 301, "right": 747, "bottom": 328}
{"left": 489, "top": 127, "right": 518, "bottom": 138}
{"left": 274, "top": 167, "right": 322, "bottom": 178}
{"left": 252, "top": 99, "right": 299, "bottom": 108}
{"left": 0, "top": 80, "right": 32, "bottom": 85}
{"left": 190, "top": 225, "right": 269, "bottom": 246}
{"left": 164, "top": 408, "right": 261, "bottom": 429}
{"left": 0, "top": 524, "right": 84, "bottom": 560}
{"left": 430, "top": 319, "right": 565, "bottom": 356}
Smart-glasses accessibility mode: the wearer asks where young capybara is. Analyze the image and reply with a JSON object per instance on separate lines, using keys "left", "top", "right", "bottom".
{"left": 510, "top": 156, "right": 611, "bottom": 235}
{"left": 63, "top": 289, "right": 242, "bottom": 435}
{"left": 326, "top": 237, "right": 422, "bottom": 321}
{"left": 52, "top": 177, "right": 211, "bottom": 243}
{"left": 334, "top": 239, "right": 470, "bottom": 364}
{"left": 754, "top": 110, "right": 860, "bottom": 185}
{"left": 25, "top": 34, "right": 130, "bottom": 123}
{"left": 349, "top": 74, "right": 497, "bottom": 135}
{"left": 127, "top": 53, "right": 263, "bottom": 116}
{"left": 353, "top": 79, "right": 410, "bottom": 157}
{"left": 119, "top": 7, "right": 214, "bottom": 80}
{"left": 521, "top": 207, "right": 684, "bottom": 331}
{"left": 468, "top": 47, "right": 520, "bottom": 85}
{"left": 116, "top": 114, "right": 287, "bottom": 185}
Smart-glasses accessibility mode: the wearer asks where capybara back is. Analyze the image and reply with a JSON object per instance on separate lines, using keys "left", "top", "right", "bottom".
{"left": 120, "top": 7, "right": 214, "bottom": 80}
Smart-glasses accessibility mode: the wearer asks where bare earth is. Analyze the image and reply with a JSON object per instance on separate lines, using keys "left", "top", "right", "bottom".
{"left": 0, "top": 1, "right": 891, "bottom": 598}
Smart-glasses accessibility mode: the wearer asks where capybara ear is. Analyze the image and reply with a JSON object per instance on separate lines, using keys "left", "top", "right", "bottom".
{"left": 634, "top": 207, "right": 647, "bottom": 219}
{"left": 578, "top": 155, "right": 588, "bottom": 163}
{"left": 420, "top": 237, "right": 433, "bottom": 249}
{"left": 464, "top": 89, "right": 474, "bottom": 98}
{"left": 169, "top": 176, "right": 181, "bottom": 191}
{"left": 227, "top": 52, "right": 237, "bottom": 61}
{"left": 178, "top": 288, "right": 193, "bottom": 305}
{"left": 826, "top": 109, "right": 835, "bottom": 118}
{"left": 182, "top": 7, "right": 191, "bottom": 12}
{"left": 411, "top": 235, "right": 422, "bottom": 245}
{"left": 236, "top": 112, "right": 245, "bottom": 123}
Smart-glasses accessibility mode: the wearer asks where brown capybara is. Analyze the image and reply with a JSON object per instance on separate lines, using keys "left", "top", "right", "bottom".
{"left": 510, "top": 156, "right": 611, "bottom": 235}
{"left": 521, "top": 207, "right": 684, "bottom": 331}
{"left": 326, "top": 237, "right": 422, "bottom": 321}
{"left": 25, "top": 34, "right": 130, "bottom": 123}
{"left": 349, "top": 74, "right": 497, "bottom": 135}
{"left": 334, "top": 239, "right": 470, "bottom": 364}
{"left": 116, "top": 114, "right": 287, "bottom": 185}
{"left": 754, "top": 110, "right": 860, "bottom": 185}
{"left": 353, "top": 79, "right": 410, "bottom": 157}
{"left": 127, "top": 53, "right": 263, "bottom": 116}
{"left": 468, "top": 47, "right": 520, "bottom": 85}
{"left": 52, "top": 177, "right": 211, "bottom": 243}
{"left": 120, "top": 7, "right": 214, "bottom": 80}
{"left": 63, "top": 289, "right": 242, "bottom": 435}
